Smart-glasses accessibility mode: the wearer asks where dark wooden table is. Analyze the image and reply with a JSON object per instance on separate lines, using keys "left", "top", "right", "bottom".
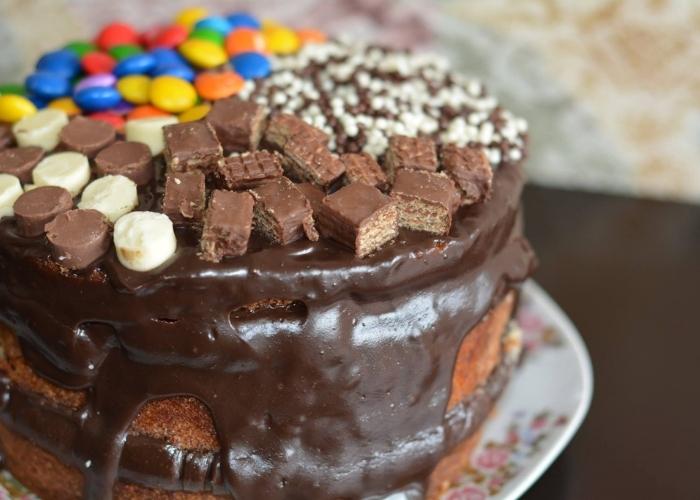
{"left": 520, "top": 185, "right": 700, "bottom": 500}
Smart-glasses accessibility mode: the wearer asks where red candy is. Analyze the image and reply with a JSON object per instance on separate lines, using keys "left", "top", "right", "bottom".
{"left": 81, "top": 52, "right": 117, "bottom": 75}
{"left": 96, "top": 22, "right": 140, "bottom": 50}
{"left": 149, "top": 25, "right": 189, "bottom": 49}
{"left": 89, "top": 111, "right": 125, "bottom": 132}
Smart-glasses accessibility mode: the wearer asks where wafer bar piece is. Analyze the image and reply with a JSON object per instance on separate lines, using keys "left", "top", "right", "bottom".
{"left": 384, "top": 135, "right": 438, "bottom": 181}
{"left": 215, "top": 150, "right": 283, "bottom": 190}
{"left": 391, "top": 169, "right": 460, "bottom": 236}
{"left": 206, "top": 98, "right": 267, "bottom": 154}
{"left": 264, "top": 113, "right": 328, "bottom": 150}
{"left": 295, "top": 183, "right": 325, "bottom": 217}
{"left": 249, "top": 177, "right": 318, "bottom": 245}
{"left": 440, "top": 144, "right": 493, "bottom": 205}
{"left": 282, "top": 140, "right": 345, "bottom": 187}
{"left": 163, "top": 121, "right": 222, "bottom": 173}
{"left": 200, "top": 190, "right": 254, "bottom": 262}
{"left": 317, "top": 183, "right": 398, "bottom": 258}
{"left": 163, "top": 171, "right": 206, "bottom": 223}
{"left": 340, "top": 153, "right": 388, "bottom": 190}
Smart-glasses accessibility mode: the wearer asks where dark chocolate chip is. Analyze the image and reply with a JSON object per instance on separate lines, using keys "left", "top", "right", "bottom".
{"left": 45, "top": 209, "right": 110, "bottom": 270}
{"left": 0, "top": 146, "right": 44, "bottom": 183}
{"left": 200, "top": 190, "right": 254, "bottom": 262}
{"left": 13, "top": 186, "right": 73, "bottom": 237}
{"left": 95, "top": 141, "right": 153, "bottom": 186}
{"left": 59, "top": 116, "right": 116, "bottom": 158}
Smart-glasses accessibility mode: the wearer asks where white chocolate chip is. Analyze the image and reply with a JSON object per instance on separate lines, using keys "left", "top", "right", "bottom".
{"left": 32, "top": 152, "right": 90, "bottom": 196}
{"left": 0, "top": 174, "right": 23, "bottom": 218}
{"left": 12, "top": 109, "right": 69, "bottom": 151}
{"left": 125, "top": 116, "right": 179, "bottom": 156}
{"left": 113, "top": 211, "right": 176, "bottom": 272}
{"left": 79, "top": 175, "right": 138, "bottom": 223}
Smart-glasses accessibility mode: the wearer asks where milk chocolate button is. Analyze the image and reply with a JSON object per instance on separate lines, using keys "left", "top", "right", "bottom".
{"left": 59, "top": 116, "right": 116, "bottom": 158}
{"left": 0, "top": 146, "right": 44, "bottom": 183}
{"left": 13, "top": 185, "right": 73, "bottom": 237}
{"left": 45, "top": 209, "right": 110, "bottom": 270}
{"left": 95, "top": 141, "right": 153, "bottom": 186}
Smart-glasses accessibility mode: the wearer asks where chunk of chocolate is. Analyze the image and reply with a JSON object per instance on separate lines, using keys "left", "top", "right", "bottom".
{"left": 163, "top": 121, "right": 222, "bottom": 173}
{"left": 384, "top": 135, "right": 438, "bottom": 180}
{"left": 264, "top": 113, "right": 328, "bottom": 150}
{"left": 340, "top": 153, "right": 388, "bottom": 190}
{"left": 0, "top": 123, "right": 15, "bottom": 150}
{"left": 13, "top": 185, "right": 73, "bottom": 237}
{"left": 200, "top": 190, "right": 254, "bottom": 262}
{"left": 317, "top": 183, "right": 398, "bottom": 258}
{"left": 95, "top": 141, "right": 153, "bottom": 186}
{"left": 0, "top": 146, "right": 44, "bottom": 183}
{"left": 45, "top": 209, "right": 110, "bottom": 270}
{"left": 206, "top": 98, "right": 267, "bottom": 154}
{"left": 295, "top": 183, "right": 325, "bottom": 216}
{"left": 215, "top": 150, "right": 283, "bottom": 190}
{"left": 282, "top": 141, "right": 345, "bottom": 187}
{"left": 163, "top": 171, "right": 206, "bottom": 223}
{"left": 440, "top": 144, "right": 493, "bottom": 205}
{"left": 249, "top": 177, "right": 318, "bottom": 245}
{"left": 391, "top": 169, "right": 460, "bottom": 236}
{"left": 59, "top": 116, "right": 116, "bottom": 158}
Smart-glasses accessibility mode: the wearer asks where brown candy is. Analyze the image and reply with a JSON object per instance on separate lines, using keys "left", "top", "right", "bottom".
{"left": 440, "top": 144, "right": 493, "bottom": 205}
{"left": 162, "top": 171, "right": 206, "bottom": 223}
{"left": 0, "top": 146, "right": 44, "bottom": 183}
{"left": 384, "top": 135, "right": 438, "bottom": 180}
{"left": 45, "top": 209, "right": 110, "bottom": 270}
{"left": 13, "top": 186, "right": 73, "bottom": 237}
{"left": 282, "top": 141, "right": 345, "bottom": 187}
{"left": 0, "top": 123, "right": 15, "bottom": 150}
{"left": 200, "top": 190, "right": 254, "bottom": 262}
{"left": 391, "top": 169, "right": 460, "bottom": 236}
{"left": 163, "top": 121, "right": 222, "bottom": 173}
{"left": 59, "top": 116, "right": 116, "bottom": 158}
{"left": 264, "top": 113, "right": 328, "bottom": 151}
{"left": 317, "top": 182, "right": 398, "bottom": 258}
{"left": 206, "top": 97, "right": 266, "bottom": 154}
{"left": 340, "top": 153, "right": 388, "bottom": 190}
{"left": 95, "top": 141, "right": 153, "bottom": 186}
{"left": 215, "top": 150, "right": 283, "bottom": 190}
{"left": 249, "top": 177, "right": 318, "bottom": 245}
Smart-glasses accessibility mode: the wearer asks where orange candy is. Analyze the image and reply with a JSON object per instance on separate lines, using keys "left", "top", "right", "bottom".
{"left": 296, "top": 28, "right": 327, "bottom": 45}
{"left": 127, "top": 105, "right": 172, "bottom": 120}
{"left": 194, "top": 71, "right": 244, "bottom": 101}
{"left": 89, "top": 111, "right": 125, "bottom": 132}
{"left": 225, "top": 28, "right": 266, "bottom": 56}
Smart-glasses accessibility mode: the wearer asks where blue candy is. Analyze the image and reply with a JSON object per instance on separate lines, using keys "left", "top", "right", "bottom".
{"left": 194, "top": 16, "right": 232, "bottom": 36}
{"left": 25, "top": 71, "right": 71, "bottom": 100}
{"left": 36, "top": 49, "right": 81, "bottom": 79}
{"left": 226, "top": 12, "right": 261, "bottom": 30}
{"left": 27, "top": 93, "right": 49, "bottom": 109}
{"left": 74, "top": 86, "right": 121, "bottom": 112}
{"left": 231, "top": 52, "right": 271, "bottom": 80}
{"left": 150, "top": 63, "right": 195, "bottom": 82}
{"left": 150, "top": 48, "right": 187, "bottom": 67}
{"left": 113, "top": 53, "right": 157, "bottom": 77}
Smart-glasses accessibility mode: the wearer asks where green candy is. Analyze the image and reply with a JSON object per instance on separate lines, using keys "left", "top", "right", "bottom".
{"left": 0, "top": 83, "right": 26, "bottom": 96}
{"left": 64, "top": 40, "right": 97, "bottom": 57}
{"left": 189, "top": 28, "right": 225, "bottom": 46}
{"left": 109, "top": 44, "right": 143, "bottom": 61}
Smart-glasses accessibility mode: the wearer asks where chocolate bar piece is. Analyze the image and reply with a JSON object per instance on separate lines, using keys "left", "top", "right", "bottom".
{"left": 0, "top": 146, "right": 44, "bottom": 183}
{"left": 440, "top": 144, "right": 493, "bottom": 205}
{"left": 384, "top": 135, "right": 438, "bottom": 180}
{"left": 200, "top": 190, "right": 254, "bottom": 262}
{"left": 317, "top": 182, "right": 398, "bottom": 258}
{"left": 215, "top": 150, "right": 283, "bottom": 190}
{"left": 13, "top": 186, "right": 73, "bottom": 237}
{"left": 59, "top": 116, "right": 116, "bottom": 158}
{"left": 206, "top": 97, "right": 267, "bottom": 154}
{"left": 391, "top": 169, "right": 460, "bottom": 236}
{"left": 95, "top": 141, "right": 153, "bottom": 186}
{"left": 295, "top": 182, "right": 325, "bottom": 217}
{"left": 249, "top": 177, "right": 318, "bottom": 245}
{"left": 45, "top": 209, "right": 110, "bottom": 270}
{"left": 163, "top": 121, "right": 222, "bottom": 173}
{"left": 282, "top": 141, "right": 345, "bottom": 187}
{"left": 163, "top": 171, "right": 206, "bottom": 223}
{"left": 264, "top": 113, "right": 328, "bottom": 150}
{"left": 340, "top": 152, "right": 388, "bottom": 190}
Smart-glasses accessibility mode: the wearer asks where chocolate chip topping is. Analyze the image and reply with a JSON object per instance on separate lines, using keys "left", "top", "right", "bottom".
{"left": 163, "top": 121, "right": 223, "bottom": 173}
{"left": 206, "top": 97, "right": 267, "bottom": 154}
{"left": 340, "top": 152, "right": 388, "bottom": 190}
{"left": 95, "top": 141, "right": 154, "bottom": 186}
{"left": 162, "top": 171, "right": 206, "bottom": 223}
{"left": 13, "top": 185, "right": 73, "bottom": 237}
{"left": 45, "top": 208, "right": 110, "bottom": 270}
{"left": 59, "top": 116, "right": 116, "bottom": 158}
{"left": 215, "top": 150, "right": 283, "bottom": 190}
{"left": 441, "top": 144, "right": 493, "bottom": 205}
{"left": 0, "top": 146, "right": 44, "bottom": 183}
{"left": 384, "top": 135, "right": 438, "bottom": 180}
{"left": 0, "top": 123, "right": 15, "bottom": 151}
{"left": 200, "top": 190, "right": 254, "bottom": 262}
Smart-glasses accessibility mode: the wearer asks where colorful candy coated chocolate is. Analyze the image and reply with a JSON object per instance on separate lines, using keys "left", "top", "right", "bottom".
{"left": 179, "top": 103, "right": 210, "bottom": 122}
{"left": 74, "top": 74, "right": 117, "bottom": 93}
{"left": 0, "top": 95, "right": 37, "bottom": 123}
{"left": 0, "top": 84, "right": 25, "bottom": 96}
{"left": 264, "top": 26, "right": 300, "bottom": 55}
{"left": 194, "top": 71, "right": 244, "bottom": 100}
{"left": 175, "top": 6, "right": 209, "bottom": 28}
{"left": 149, "top": 76, "right": 197, "bottom": 113}
{"left": 189, "top": 28, "right": 225, "bottom": 46}
{"left": 96, "top": 22, "right": 139, "bottom": 50}
{"left": 226, "top": 12, "right": 261, "bottom": 30}
{"left": 231, "top": 52, "right": 271, "bottom": 80}
{"left": 89, "top": 111, "right": 125, "bottom": 132}
{"left": 111, "top": 101, "right": 135, "bottom": 115}
{"left": 179, "top": 39, "right": 227, "bottom": 68}
{"left": 117, "top": 75, "right": 151, "bottom": 104}
{"left": 225, "top": 28, "right": 266, "bottom": 56}
{"left": 151, "top": 63, "right": 196, "bottom": 82}
{"left": 74, "top": 86, "right": 122, "bottom": 112}
{"left": 194, "top": 16, "right": 232, "bottom": 36}
{"left": 109, "top": 44, "right": 143, "bottom": 61}
{"left": 297, "top": 28, "right": 327, "bottom": 45}
{"left": 48, "top": 97, "right": 80, "bottom": 116}
{"left": 64, "top": 41, "right": 97, "bottom": 58}
{"left": 114, "top": 53, "right": 157, "bottom": 77}
{"left": 150, "top": 48, "right": 187, "bottom": 66}
{"left": 36, "top": 50, "right": 82, "bottom": 79}
{"left": 25, "top": 72, "right": 71, "bottom": 100}
{"left": 81, "top": 52, "right": 117, "bottom": 75}
{"left": 27, "top": 94, "right": 48, "bottom": 109}
{"left": 150, "top": 25, "right": 188, "bottom": 49}
{"left": 128, "top": 105, "right": 172, "bottom": 120}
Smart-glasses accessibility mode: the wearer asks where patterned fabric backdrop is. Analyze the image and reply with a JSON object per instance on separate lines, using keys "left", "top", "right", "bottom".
{"left": 1, "top": 0, "right": 698, "bottom": 202}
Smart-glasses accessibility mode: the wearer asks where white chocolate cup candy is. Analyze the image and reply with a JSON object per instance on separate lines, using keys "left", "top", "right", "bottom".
{"left": 125, "top": 116, "right": 179, "bottom": 156}
{"left": 32, "top": 152, "right": 90, "bottom": 197}
{"left": 0, "top": 174, "right": 23, "bottom": 218}
{"left": 79, "top": 175, "right": 138, "bottom": 223}
{"left": 114, "top": 211, "right": 177, "bottom": 272}
{"left": 12, "top": 109, "right": 69, "bottom": 151}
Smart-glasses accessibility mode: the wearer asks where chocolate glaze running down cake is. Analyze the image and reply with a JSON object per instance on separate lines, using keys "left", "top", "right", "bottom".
{"left": 0, "top": 32, "right": 535, "bottom": 500}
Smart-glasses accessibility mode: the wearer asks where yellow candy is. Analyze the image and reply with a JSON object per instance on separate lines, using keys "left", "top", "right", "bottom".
{"left": 175, "top": 6, "right": 208, "bottom": 29}
{"left": 264, "top": 26, "right": 300, "bottom": 55}
{"left": 149, "top": 76, "right": 197, "bottom": 113}
{"left": 179, "top": 104, "right": 211, "bottom": 123}
{"left": 117, "top": 75, "right": 151, "bottom": 104}
{"left": 48, "top": 97, "right": 80, "bottom": 116}
{"left": 0, "top": 95, "right": 37, "bottom": 123}
{"left": 179, "top": 39, "right": 228, "bottom": 69}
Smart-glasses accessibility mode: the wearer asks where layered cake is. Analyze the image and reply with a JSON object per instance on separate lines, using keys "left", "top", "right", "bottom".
{"left": 0, "top": 8, "right": 536, "bottom": 500}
